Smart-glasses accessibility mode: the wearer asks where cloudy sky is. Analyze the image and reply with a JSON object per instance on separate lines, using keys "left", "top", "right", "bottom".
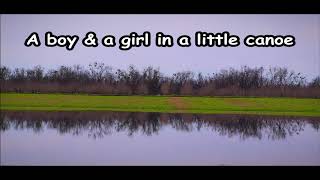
{"left": 1, "top": 15, "right": 320, "bottom": 80}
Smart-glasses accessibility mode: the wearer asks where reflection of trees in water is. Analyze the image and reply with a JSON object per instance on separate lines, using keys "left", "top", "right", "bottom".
{"left": 263, "top": 119, "right": 305, "bottom": 140}
{"left": 1, "top": 111, "right": 319, "bottom": 140}
{"left": 1, "top": 113, "right": 44, "bottom": 133}
{"left": 166, "top": 115, "right": 316, "bottom": 140}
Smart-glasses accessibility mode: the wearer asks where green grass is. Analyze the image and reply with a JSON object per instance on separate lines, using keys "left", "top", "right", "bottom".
{"left": 1, "top": 93, "right": 320, "bottom": 117}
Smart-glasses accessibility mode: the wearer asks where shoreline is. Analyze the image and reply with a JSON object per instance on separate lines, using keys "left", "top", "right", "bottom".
{"left": 1, "top": 93, "right": 320, "bottom": 117}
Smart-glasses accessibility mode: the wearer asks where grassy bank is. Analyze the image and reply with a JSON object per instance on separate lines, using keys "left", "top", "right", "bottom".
{"left": 1, "top": 93, "right": 320, "bottom": 117}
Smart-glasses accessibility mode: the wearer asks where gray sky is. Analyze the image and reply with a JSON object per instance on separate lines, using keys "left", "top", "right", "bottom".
{"left": 1, "top": 14, "right": 320, "bottom": 80}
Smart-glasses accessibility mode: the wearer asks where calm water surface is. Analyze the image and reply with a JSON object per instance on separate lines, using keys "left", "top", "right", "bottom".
{"left": 1, "top": 111, "right": 319, "bottom": 165}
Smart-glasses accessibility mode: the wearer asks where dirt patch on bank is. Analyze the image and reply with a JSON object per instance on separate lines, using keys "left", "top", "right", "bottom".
{"left": 168, "top": 97, "right": 190, "bottom": 110}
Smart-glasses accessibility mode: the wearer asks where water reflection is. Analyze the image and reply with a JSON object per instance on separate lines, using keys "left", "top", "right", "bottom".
{"left": 1, "top": 111, "right": 319, "bottom": 140}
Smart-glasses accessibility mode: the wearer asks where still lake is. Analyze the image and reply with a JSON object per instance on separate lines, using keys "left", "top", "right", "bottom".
{"left": 1, "top": 111, "right": 319, "bottom": 165}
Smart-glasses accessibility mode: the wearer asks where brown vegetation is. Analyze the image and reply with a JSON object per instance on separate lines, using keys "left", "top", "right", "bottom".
{"left": 1, "top": 62, "right": 319, "bottom": 98}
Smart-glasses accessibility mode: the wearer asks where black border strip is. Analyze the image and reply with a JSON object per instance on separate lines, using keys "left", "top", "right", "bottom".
{"left": 1, "top": 0, "right": 320, "bottom": 14}
{"left": 1, "top": 166, "right": 320, "bottom": 177}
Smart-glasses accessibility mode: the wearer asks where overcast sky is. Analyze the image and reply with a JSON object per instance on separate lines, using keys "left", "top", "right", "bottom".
{"left": 1, "top": 14, "right": 320, "bottom": 80}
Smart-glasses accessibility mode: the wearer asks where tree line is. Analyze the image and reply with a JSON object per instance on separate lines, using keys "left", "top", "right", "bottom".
{"left": 1, "top": 62, "right": 320, "bottom": 97}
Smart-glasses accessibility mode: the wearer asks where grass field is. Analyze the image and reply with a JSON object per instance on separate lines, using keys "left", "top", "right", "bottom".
{"left": 1, "top": 93, "right": 320, "bottom": 116}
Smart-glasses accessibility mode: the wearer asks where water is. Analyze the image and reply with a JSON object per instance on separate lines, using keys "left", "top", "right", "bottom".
{"left": 1, "top": 111, "right": 319, "bottom": 165}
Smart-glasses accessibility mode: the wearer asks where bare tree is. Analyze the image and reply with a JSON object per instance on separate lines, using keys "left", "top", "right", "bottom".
{"left": 1, "top": 63, "right": 319, "bottom": 98}
{"left": 0, "top": 66, "right": 11, "bottom": 80}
